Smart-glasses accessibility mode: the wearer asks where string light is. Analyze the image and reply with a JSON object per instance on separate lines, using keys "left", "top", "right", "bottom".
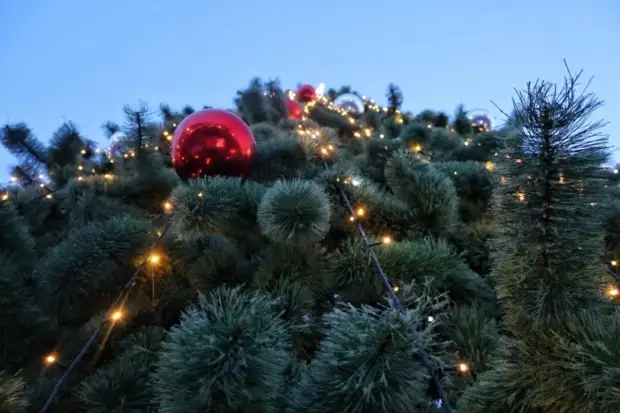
{"left": 381, "top": 235, "right": 392, "bottom": 245}
{"left": 149, "top": 253, "right": 161, "bottom": 265}
{"left": 43, "top": 353, "right": 58, "bottom": 366}
{"left": 162, "top": 200, "right": 173, "bottom": 213}
{"left": 110, "top": 309, "right": 124, "bottom": 322}
{"left": 606, "top": 286, "right": 619, "bottom": 299}
{"left": 458, "top": 362, "right": 470, "bottom": 374}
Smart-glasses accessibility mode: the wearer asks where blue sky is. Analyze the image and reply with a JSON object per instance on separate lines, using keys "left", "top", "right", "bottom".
{"left": 1, "top": 0, "right": 618, "bottom": 180}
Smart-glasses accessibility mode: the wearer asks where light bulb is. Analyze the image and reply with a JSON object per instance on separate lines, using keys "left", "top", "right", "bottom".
{"left": 44, "top": 353, "right": 57, "bottom": 365}
{"left": 110, "top": 309, "right": 123, "bottom": 322}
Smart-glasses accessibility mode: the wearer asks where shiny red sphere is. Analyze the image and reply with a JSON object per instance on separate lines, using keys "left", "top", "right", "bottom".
{"left": 297, "top": 84, "right": 316, "bottom": 103}
{"left": 286, "top": 97, "right": 302, "bottom": 120}
{"left": 171, "top": 109, "right": 256, "bottom": 180}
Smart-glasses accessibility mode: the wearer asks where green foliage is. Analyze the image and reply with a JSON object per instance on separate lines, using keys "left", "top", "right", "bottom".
{"left": 177, "top": 235, "right": 247, "bottom": 294}
{"left": 436, "top": 161, "right": 493, "bottom": 222}
{"left": 254, "top": 244, "right": 335, "bottom": 299}
{"left": 460, "top": 310, "right": 620, "bottom": 413}
{"left": 385, "top": 151, "right": 458, "bottom": 234}
{"left": 78, "top": 327, "right": 165, "bottom": 413}
{"left": 285, "top": 304, "right": 436, "bottom": 413}
{"left": 490, "top": 76, "right": 610, "bottom": 331}
{"left": 251, "top": 122, "right": 285, "bottom": 141}
{"left": 0, "top": 253, "right": 47, "bottom": 370}
{"left": 0, "top": 200, "right": 35, "bottom": 257}
{"left": 152, "top": 287, "right": 291, "bottom": 413}
{"left": 1, "top": 123, "right": 48, "bottom": 181}
{"left": 34, "top": 215, "right": 155, "bottom": 325}
{"left": 2, "top": 73, "right": 615, "bottom": 413}
{"left": 400, "top": 122, "right": 432, "bottom": 149}
{"left": 456, "top": 360, "right": 533, "bottom": 413}
{"left": 442, "top": 304, "right": 500, "bottom": 374}
{"left": 0, "top": 371, "right": 28, "bottom": 413}
{"left": 258, "top": 179, "right": 331, "bottom": 246}
{"left": 169, "top": 177, "right": 267, "bottom": 241}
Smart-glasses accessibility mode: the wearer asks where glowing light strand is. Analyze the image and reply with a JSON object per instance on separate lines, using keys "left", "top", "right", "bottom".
{"left": 38, "top": 225, "right": 170, "bottom": 413}
{"left": 320, "top": 156, "right": 454, "bottom": 412}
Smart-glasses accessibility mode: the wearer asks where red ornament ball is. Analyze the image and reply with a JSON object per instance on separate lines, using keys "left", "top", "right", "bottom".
{"left": 297, "top": 84, "right": 316, "bottom": 103}
{"left": 171, "top": 109, "right": 256, "bottom": 180}
{"left": 286, "top": 97, "right": 302, "bottom": 120}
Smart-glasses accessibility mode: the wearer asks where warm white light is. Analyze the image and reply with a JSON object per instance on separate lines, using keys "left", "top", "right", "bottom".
{"left": 44, "top": 353, "right": 58, "bottom": 366}
{"left": 110, "top": 310, "right": 123, "bottom": 321}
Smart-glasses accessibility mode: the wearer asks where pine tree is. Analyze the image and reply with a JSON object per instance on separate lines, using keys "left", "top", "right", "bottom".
{"left": 0, "top": 68, "right": 617, "bottom": 413}
{"left": 457, "top": 66, "right": 620, "bottom": 412}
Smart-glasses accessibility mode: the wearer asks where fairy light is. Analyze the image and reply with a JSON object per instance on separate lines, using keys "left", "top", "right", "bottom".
{"left": 392, "top": 285, "right": 400, "bottom": 293}
{"left": 381, "top": 235, "right": 392, "bottom": 244}
{"left": 607, "top": 286, "right": 619, "bottom": 298}
{"left": 43, "top": 353, "right": 58, "bottom": 367}
{"left": 485, "top": 161, "right": 496, "bottom": 171}
{"left": 162, "top": 200, "right": 173, "bottom": 212}
{"left": 356, "top": 207, "right": 365, "bottom": 217}
{"left": 612, "top": 261, "right": 617, "bottom": 266}
{"left": 110, "top": 309, "right": 124, "bottom": 322}
{"left": 149, "top": 253, "right": 161, "bottom": 265}
{"left": 458, "top": 362, "right": 470, "bottom": 373}
{"left": 1, "top": 193, "right": 8, "bottom": 201}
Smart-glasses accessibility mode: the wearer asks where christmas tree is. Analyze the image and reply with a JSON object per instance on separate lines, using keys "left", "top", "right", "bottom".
{"left": 0, "top": 68, "right": 618, "bottom": 413}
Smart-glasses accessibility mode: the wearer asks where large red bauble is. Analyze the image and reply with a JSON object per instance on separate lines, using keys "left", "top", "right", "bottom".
{"left": 297, "top": 84, "right": 316, "bottom": 103}
{"left": 171, "top": 109, "right": 256, "bottom": 180}
{"left": 286, "top": 97, "right": 302, "bottom": 120}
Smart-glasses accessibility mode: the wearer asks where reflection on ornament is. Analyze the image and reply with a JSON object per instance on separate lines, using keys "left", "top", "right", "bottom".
{"left": 297, "top": 84, "right": 317, "bottom": 103}
{"left": 171, "top": 109, "right": 256, "bottom": 180}
{"left": 339, "top": 100, "right": 361, "bottom": 114}
{"left": 286, "top": 98, "right": 302, "bottom": 120}
{"left": 469, "top": 109, "right": 494, "bottom": 131}
{"left": 334, "top": 93, "right": 365, "bottom": 115}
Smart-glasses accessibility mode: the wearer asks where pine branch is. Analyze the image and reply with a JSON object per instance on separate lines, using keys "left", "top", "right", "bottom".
{"left": 1, "top": 124, "right": 48, "bottom": 178}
